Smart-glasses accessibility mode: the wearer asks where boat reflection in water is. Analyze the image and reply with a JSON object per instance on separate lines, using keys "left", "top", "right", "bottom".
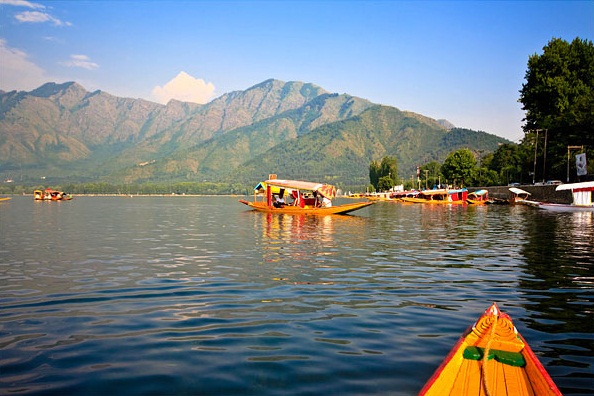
{"left": 247, "top": 210, "right": 370, "bottom": 287}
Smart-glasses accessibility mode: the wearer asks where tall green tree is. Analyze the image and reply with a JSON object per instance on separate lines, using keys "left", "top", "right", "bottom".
{"left": 519, "top": 37, "right": 594, "bottom": 180}
{"left": 377, "top": 176, "right": 393, "bottom": 192}
{"left": 369, "top": 156, "right": 398, "bottom": 191}
{"left": 441, "top": 148, "right": 477, "bottom": 187}
{"left": 488, "top": 143, "right": 532, "bottom": 185}
{"left": 369, "top": 160, "right": 381, "bottom": 192}
{"left": 380, "top": 156, "right": 398, "bottom": 186}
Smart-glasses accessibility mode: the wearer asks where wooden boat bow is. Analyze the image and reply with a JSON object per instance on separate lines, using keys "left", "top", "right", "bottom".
{"left": 419, "top": 302, "right": 561, "bottom": 396}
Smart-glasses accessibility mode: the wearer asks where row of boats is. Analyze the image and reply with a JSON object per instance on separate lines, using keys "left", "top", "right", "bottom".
{"left": 239, "top": 176, "right": 594, "bottom": 215}
{"left": 367, "top": 188, "right": 496, "bottom": 205}
{"left": 364, "top": 182, "right": 594, "bottom": 211}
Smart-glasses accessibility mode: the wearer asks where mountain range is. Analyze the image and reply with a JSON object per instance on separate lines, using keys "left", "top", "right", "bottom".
{"left": 0, "top": 79, "right": 509, "bottom": 189}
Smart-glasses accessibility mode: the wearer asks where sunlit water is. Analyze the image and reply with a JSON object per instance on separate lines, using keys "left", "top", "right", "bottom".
{"left": 1, "top": 196, "right": 592, "bottom": 395}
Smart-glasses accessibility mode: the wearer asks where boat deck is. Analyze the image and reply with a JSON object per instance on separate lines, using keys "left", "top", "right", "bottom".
{"left": 420, "top": 303, "right": 561, "bottom": 396}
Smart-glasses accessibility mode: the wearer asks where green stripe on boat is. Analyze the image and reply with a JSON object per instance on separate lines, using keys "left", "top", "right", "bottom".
{"left": 463, "top": 346, "right": 526, "bottom": 367}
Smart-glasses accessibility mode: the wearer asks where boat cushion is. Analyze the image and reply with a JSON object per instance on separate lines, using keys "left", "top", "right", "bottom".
{"left": 463, "top": 346, "right": 526, "bottom": 367}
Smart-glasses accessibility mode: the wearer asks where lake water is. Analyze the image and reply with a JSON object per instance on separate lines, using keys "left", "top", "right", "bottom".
{"left": 1, "top": 196, "right": 592, "bottom": 395}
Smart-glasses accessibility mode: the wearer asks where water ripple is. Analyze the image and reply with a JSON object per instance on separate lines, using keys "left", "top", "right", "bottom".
{"left": 0, "top": 197, "right": 592, "bottom": 395}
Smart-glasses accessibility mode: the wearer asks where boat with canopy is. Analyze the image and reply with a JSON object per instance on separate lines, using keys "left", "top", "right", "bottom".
{"left": 525, "top": 181, "right": 594, "bottom": 211}
{"left": 34, "top": 188, "right": 73, "bottom": 201}
{"left": 400, "top": 188, "right": 468, "bottom": 204}
{"left": 239, "top": 175, "right": 373, "bottom": 215}
{"left": 509, "top": 187, "right": 532, "bottom": 205}
{"left": 467, "top": 189, "right": 490, "bottom": 204}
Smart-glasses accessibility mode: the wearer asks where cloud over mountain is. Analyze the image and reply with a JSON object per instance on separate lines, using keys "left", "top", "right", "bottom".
{"left": 151, "top": 71, "right": 216, "bottom": 104}
{"left": 61, "top": 54, "right": 99, "bottom": 70}
{"left": 0, "top": 39, "right": 47, "bottom": 90}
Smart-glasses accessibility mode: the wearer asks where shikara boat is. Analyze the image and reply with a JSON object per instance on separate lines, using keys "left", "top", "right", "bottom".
{"left": 467, "top": 189, "right": 489, "bottom": 205}
{"left": 537, "top": 182, "right": 594, "bottom": 212}
{"left": 509, "top": 187, "right": 532, "bottom": 205}
{"left": 419, "top": 302, "right": 561, "bottom": 396}
{"left": 366, "top": 192, "right": 393, "bottom": 201}
{"left": 401, "top": 188, "right": 468, "bottom": 204}
{"left": 239, "top": 176, "right": 373, "bottom": 215}
{"left": 34, "top": 188, "right": 73, "bottom": 201}
{"left": 389, "top": 190, "right": 420, "bottom": 202}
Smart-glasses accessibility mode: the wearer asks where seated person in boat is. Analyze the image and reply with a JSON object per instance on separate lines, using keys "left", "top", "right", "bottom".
{"left": 290, "top": 190, "right": 299, "bottom": 206}
{"left": 273, "top": 193, "right": 286, "bottom": 208}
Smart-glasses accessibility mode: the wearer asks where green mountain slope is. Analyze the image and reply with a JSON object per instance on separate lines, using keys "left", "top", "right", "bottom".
{"left": 234, "top": 106, "right": 506, "bottom": 189}
{"left": 0, "top": 79, "right": 509, "bottom": 187}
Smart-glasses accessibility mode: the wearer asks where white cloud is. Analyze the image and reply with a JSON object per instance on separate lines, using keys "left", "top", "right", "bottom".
{"left": 152, "top": 71, "right": 216, "bottom": 104}
{"left": 0, "top": 0, "right": 45, "bottom": 9}
{"left": 43, "top": 36, "right": 63, "bottom": 43}
{"left": 2, "top": 1, "right": 72, "bottom": 26}
{"left": 15, "top": 10, "right": 71, "bottom": 26}
{"left": 0, "top": 38, "right": 47, "bottom": 91}
{"left": 60, "top": 54, "right": 99, "bottom": 70}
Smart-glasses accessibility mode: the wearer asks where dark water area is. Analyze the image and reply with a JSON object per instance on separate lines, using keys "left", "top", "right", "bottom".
{"left": 1, "top": 196, "right": 592, "bottom": 395}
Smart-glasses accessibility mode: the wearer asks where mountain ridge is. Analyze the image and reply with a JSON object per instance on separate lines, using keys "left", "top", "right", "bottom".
{"left": 0, "top": 79, "right": 509, "bottom": 188}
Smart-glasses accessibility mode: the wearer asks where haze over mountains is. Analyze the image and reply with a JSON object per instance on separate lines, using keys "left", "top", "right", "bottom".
{"left": 0, "top": 79, "right": 509, "bottom": 188}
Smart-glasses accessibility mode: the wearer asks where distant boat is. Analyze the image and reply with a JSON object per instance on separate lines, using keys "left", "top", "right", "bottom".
{"left": 366, "top": 192, "right": 394, "bottom": 201}
{"left": 239, "top": 175, "right": 373, "bottom": 215}
{"left": 522, "top": 181, "right": 594, "bottom": 212}
{"left": 526, "top": 181, "right": 594, "bottom": 212}
{"left": 0, "top": 197, "right": 11, "bottom": 202}
{"left": 389, "top": 190, "right": 420, "bottom": 201}
{"left": 401, "top": 188, "right": 468, "bottom": 204}
{"left": 467, "top": 189, "right": 489, "bottom": 205}
{"left": 419, "top": 302, "right": 561, "bottom": 396}
{"left": 509, "top": 187, "right": 531, "bottom": 205}
{"left": 34, "top": 188, "right": 73, "bottom": 201}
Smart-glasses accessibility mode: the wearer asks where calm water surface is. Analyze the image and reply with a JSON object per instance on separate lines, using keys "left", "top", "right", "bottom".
{"left": 1, "top": 196, "right": 592, "bottom": 395}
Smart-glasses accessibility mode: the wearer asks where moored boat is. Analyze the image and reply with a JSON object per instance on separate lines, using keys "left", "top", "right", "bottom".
{"left": 419, "top": 302, "right": 561, "bottom": 396}
{"left": 34, "top": 188, "right": 73, "bottom": 201}
{"left": 509, "top": 187, "right": 532, "bottom": 205}
{"left": 401, "top": 188, "right": 468, "bottom": 204}
{"left": 239, "top": 175, "right": 373, "bottom": 215}
{"left": 366, "top": 192, "right": 393, "bottom": 201}
{"left": 389, "top": 190, "right": 420, "bottom": 202}
{"left": 467, "top": 189, "right": 489, "bottom": 205}
{"left": 520, "top": 181, "right": 594, "bottom": 212}
{"left": 541, "top": 181, "right": 594, "bottom": 211}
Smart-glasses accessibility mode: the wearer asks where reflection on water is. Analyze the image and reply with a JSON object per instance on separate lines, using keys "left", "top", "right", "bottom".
{"left": 0, "top": 197, "right": 592, "bottom": 395}
{"left": 257, "top": 212, "right": 362, "bottom": 265}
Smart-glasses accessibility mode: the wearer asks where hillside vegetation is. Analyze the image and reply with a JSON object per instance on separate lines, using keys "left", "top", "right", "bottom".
{"left": 0, "top": 79, "right": 509, "bottom": 191}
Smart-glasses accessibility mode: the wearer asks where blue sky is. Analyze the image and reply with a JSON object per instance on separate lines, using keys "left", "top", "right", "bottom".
{"left": 1, "top": 1, "right": 592, "bottom": 141}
